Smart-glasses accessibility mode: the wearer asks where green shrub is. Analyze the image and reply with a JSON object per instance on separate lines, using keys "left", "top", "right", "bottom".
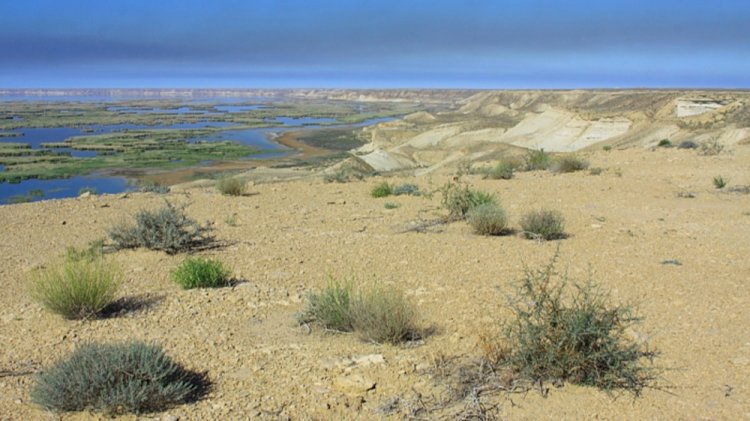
{"left": 713, "top": 175, "right": 728, "bottom": 189}
{"left": 677, "top": 140, "right": 698, "bottom": 149}
{"left": 30, "top": 255, "right": 121, "bottom": 319}
{"left": 370, "top": 181, "right": 394, "bottom": 198}
{"left": 466, "top": 203, "right": 509, "bottom": 236}
{"left": 520, "top": 209, "right": 566, "bottom": 240}
{"left": 66, "top": 240, "right": 105, "bottom": 262}
{"left": 78, "top": 186, "right": 97, "bottom": 196}
{"left": 299, "top": 278, "right": 421, "bottom": 344}
{"left": 602, "top": 145, "right": 612, "bottom": 152}
{"left": 440, "top": 181, "right": 497, "bottom": 220}
{"left": 109, "top": 202, "right": 215, "bottom": 255}
{"left": 171, "top": 257, "right": 231, "bottom": 289}
{"left": 524, "top": 149, "right": 552, "bottom": 171}
{"left": 550, "top": 156, "right": 590, "bottom": 173}
{"left": 487, "top": 255, "right": 657, "bottom": 395}
{"left": 657, "top": 139, "right": 672, "bottom": 148}
{"left": 349, "top": 284, "right": 421, "bottom": 344}
{"left": 485, "top": 160, "right": 515, "bottom": 180}
{"left": 31, "top": 342, "right": 206, "bottom": 414}
{"left": 216, "top": 176, "right": 246, "bottom": 196}
{"left": 384, "top": 202, "right": 400, "bottom": 209}
{"left": 393, "top": 183, "right": 421, "bottom": 196}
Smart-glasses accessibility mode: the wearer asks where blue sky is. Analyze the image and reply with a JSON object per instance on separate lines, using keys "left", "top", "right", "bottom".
{"left": 1, "top": 0, "right": 749, "bottom": 88}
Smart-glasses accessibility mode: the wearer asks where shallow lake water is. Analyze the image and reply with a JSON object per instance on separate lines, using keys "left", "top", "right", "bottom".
{"left": 0, "top": 175, "right": 133, "bottom": 204}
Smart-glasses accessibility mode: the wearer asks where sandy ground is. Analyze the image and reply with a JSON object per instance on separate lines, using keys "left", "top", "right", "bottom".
{"left": 1, "top": 146, "right": 749, "bottom": 420}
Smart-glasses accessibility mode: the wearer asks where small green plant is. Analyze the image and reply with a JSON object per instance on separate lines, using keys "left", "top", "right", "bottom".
{"left": 66, "top": 240, "right": 105, "bottom": 262}
{"left": 550, "top": 156, "right": 590, "bottom": 173}
{"left": 713, "top": 175, "right": 728, "bottom": 189}
{"left": 216, "top": 176, "right": 247, "bottom": 196}
{"left": 31, "top": 342, "right": 206, "bottom": 414}
{"left": 371, "top": 181, "right": 394, "bottom": 198}
{"left": 171, "top": 257, "right": 231, "bottom": 289}
{"left": 109, "top": 202, "right": 215, "bottom": 255}
{"left": 602, "top": 145, "right": 612, "bottom": 152}
{"left": 520, "top": 209, "right": 566, "bottom": 240}
{"left": 699, "top": 138, "right": 725, "bottom": 156}
{"left": 677, "top": 140, "right": 698, "bottom": 149}
{"left": 393, "top": 183, "right": 421, "bottom": 196}
{"left": 588, "top": 167, "right": 604, "bottom": 176}
{"left": 485, "top": 254, "right": 657, "bottom": 395}
{"left": 657, "top": 139, "right": 672, "bottom": 148}
{"left": 466, "top": 203, "right": 509, "bottom": 236}
{"left": 440, "top": 180, "right": 497, "bottom": 220}
{"left": 29, "top": 254, "right": 121, "bottom": 319}
{"left": 384, "top": 202, "right": 400, "bottom": 209}
{"left": 224, "top": 214, "right": 238, "bottom": 226}
{"left": 299, "top": 278, "right": 421, "bottom": 344}
{"left": 485, "top": 160, "right": 515, "bottom": 180}
{"left": 524, "top": 149, "right": 552, "bottom": 171}
{"left": 78, "top": 186, "right": 97, "bottom": 196}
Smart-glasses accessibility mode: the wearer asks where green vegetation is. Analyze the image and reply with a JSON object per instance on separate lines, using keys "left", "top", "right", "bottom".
{"left": 466, "top": 203, "right": 509, "bottom": 236}
{"left": 135, "top": 180, "right": 170, "bottom": 193}
{"left": 371, "top": 181, "right": 394, "bottom": 198}
{"left": 384, "top": 202, "right": 400, "bottom": 209}
{"left": 550, "top": 155, "right": 590, "bottom": 173}
{"left": 5, "top": 188, "right": 44, "bottom": 204}
{"left": 440, "top": 180, "right": 497, "bottom": 220}
{"left": 657, "top": 139, "right": 672, "bottom": 147}
{"left": 602, "top": 145, "right": 612, "bottom": 151}
{"left": 713, "top": 175, "right": 728, "bottom": 189}
{"left": 109, "top": 202, "right": 215, "bottom": 254}
{"left": 216, "top": 176, "right": 247, "bottom": 196}
{"left": 484, "top": 160, "right": 515, "bottom": 180}
{"left": 588, "top": 167, "right": 604, "bottom": 175}
{"left": 78, "top": 186, "right": 97, "bottom": 195}
{"left": 520, "top": 209, "right": 566, "bottom": 240}
{"left": 171, "top": 257, "right": 231, "bottom": 289}
{"left": 29, "top": 251, "right": 121, "bottom": 319}
{"left": 484, "top": 255, "right": 657, "bottom": 395}
{"left": 393, "top": 183, "right": 421, "bottom": 196}
{"left": 31, "top": 342, "right": 206, "bottom": 414}
{"left": 699, "top": 138, "right": 725, "bottom": 156}
{"left": 677, "top": 140, "right": 698, "bottom": 149}
{"left": 524, "top": 148, "right": 552, "bottom": 171}
{"left": 299, "top": 278, "right": 421, "bottom": 344}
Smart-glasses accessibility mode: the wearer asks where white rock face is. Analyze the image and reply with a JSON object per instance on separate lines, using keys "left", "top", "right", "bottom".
{"left": 676, "top": 99, "right": 724, "bottom": 117}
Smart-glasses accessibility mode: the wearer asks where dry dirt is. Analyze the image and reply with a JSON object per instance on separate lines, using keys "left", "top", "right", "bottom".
{"left": 1, "top": 145, "right": 749, "bottom": 420}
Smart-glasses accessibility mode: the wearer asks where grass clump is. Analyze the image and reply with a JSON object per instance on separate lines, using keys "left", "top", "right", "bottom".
{"left": 550, "top": 155, "right": 590, "bottom": 173}
{"left": 136, "top": 180, "right": 170, "bottom": 194}
{"left": 440, "top": 180, "right": 497, "bottom": 221}
{"left": 677, "top": 140, "right": 698, "bottom": 149}
{"left": 393, "top": 183, "right": 421, "bottom": 196}
{"left": 657, "top": 139, "right": 672, "bottom": 148}
{"left": 29, "top": 252, "right": 121, "bottom": 320}
{"left": 520, "top": 209, "right": 566, "bottom": 240}
{"left": 602, "top": 145, "right": 612, "bottom": 151}
{"left": 485, "top": 255, "right": 657, "bottom": 395}
{"left": 31, "top": 342, "right": 207, "bottom": 414}
{"left": 370, "top": 181, "right": 394, "bottom": 198}
{"left": 216, "top": 176, "right": 247, "bottom": 196}
{"left": 524, "top": 149, "right": 552, "bottom": 171}
{"left": 485, "top": 160, "right": 515, "bottom": 180}
{"left": 699, "top": 138, "right": 725, "bottom": 156}
{"left": 109, "top": 202, "right": 214, "bottom": 255}
{"left": 171, "top": 257, "right": 231, "bottom": 289}
{"left": 713, "top": 175, "right": 728, "bottom": 189}
{"left": 299, "top": 278, "right": 420, "bottom": 344}
{"left": 384, "top": 202, "right": 400, "bottom": 209}
{"left": 466, "top": 203, "right": 509, "bottom": 236}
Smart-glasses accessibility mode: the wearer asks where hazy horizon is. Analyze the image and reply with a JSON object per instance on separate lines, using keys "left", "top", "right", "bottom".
{"left": 2, "top": 0, "right": 749, "bottom": 89}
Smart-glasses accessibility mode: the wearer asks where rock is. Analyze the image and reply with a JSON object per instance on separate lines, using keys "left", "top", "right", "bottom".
{"left": 333, "top": 374, "right": 376, "bottom": 394}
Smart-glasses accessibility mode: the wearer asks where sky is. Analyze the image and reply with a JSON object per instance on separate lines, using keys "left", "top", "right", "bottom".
{"left": 1, "top": 0, "right": 749, "bottom": 89}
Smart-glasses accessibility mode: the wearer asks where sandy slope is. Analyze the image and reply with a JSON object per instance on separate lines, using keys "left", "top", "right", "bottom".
{"left": 1, "top": 146, "right": 749, "bottom": 420}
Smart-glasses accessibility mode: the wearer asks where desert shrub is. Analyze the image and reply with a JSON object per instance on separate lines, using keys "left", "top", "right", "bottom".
{"left": 349, "top": 284, "right": 421, "bottom": 344}
{"left": 485, "top": 160, "right": 515, "bottom": 180}
{"left": 550, "top": 156, "right": 590, "bottom": 174}
{"left": 699, "top": 138, "right": 725, "bottom": 156}
{"left": 216, "top": 176, "right": 246, "bottom": 196}
{"left": 602, "top": 145, "right": 612, "bottom": 151}
{"left": 78, "top": 186, "right": 97, "bottom": 196}
{"left": 370, "top": 181, "right": 394, "bottom": 198}
{"left": 524, "top": 149, "right": 552, "bottom": 171}
{"left": 171, "top": 257, "right": 231, "bottom": 289}
{"left": 384, "top": 202, "right": 400, "bottom": 209}
{"left": 440, "top": 181, "right": 497, "bottom": 220}
{"left": 136, "top": 180, "right": 170, "bottom": 194}
{"left": 466, "top": 203, "right": 509, "bottom": 236}
{"left": 66, "top": 240, "right": 105, "bottom": 262}
{"left": 298, "top": 277, "right": 354, "bottom": 332}
{"left": 487, "top": 255, "right": 657, "bottom": 395}
{"left": 29, "top": 254, "right": 121, "bottom": 319}
{"left": 109, "top": 202, "right": 215, "bottom": 255}
{"left": 520, "top": 209, "right": 566, "bottom": 240}
{"left": 31, "top": 342, "right": 206, "bottom": 414}
{"left": 657, "top": 139, "right": 672, "bottom": 148}
{"left": 393, "top": 183, "right": 421, "bottom": 196}
{"left": 299, "top": 279, "right": 420, "bottom": 344}
{"left": 713, "top": 175, "right": 728, "bottom": 189}
{"left": 588, "top": 167, "right": 604, "bottom": 176}
{"left": 677, "top": 140, "right": 698, "bottom": 149}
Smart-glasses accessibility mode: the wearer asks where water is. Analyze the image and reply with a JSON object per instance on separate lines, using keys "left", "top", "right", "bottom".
{"left": 107, "top": 106, "right": 218, "bottom": 115}
{"left": 0, "top": 164, "right": 4, "bottom": 172}
{"left": 267, "top": 116, "right": 338, "bottom": 126}
{"left": 213, "top": 105, "right": 262, "bottom": 113}
{"left": 0, "top": 175, "right": 132, "bottom": 205}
